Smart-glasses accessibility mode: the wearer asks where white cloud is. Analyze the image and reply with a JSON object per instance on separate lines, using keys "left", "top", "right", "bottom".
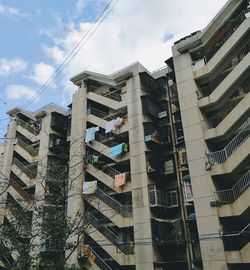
{"left": 28, "top": 63, "right": 55, "bottom": 86}
{"left": 46, "top": 0, "right": 228, "bottom": 76}
{"left": 0, "top": 3, "right": 29, "bottom": 18}
{"left": 0, "top": 58, "right": 27, "bottom": 76}
{"left": 6, "top": 84, "right": 37, "bottom": 101}
{"left": 43, "top": 46, "right": 65, "bottom": 64}
{"left": 43, "top": 0, "right": 227, "bottom": 104}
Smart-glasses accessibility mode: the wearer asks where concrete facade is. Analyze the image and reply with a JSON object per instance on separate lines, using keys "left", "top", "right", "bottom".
{"left": 172, "top": 1, "right": 250, "bottom": 270}
{"left": 0, "top": 1, "right": 249, "bottom": 269}
{"left": 67, "top": 62, "right": 200, "bottom": 270}
{"left": 0, "top": 104, "right": 69, "bottom": 269}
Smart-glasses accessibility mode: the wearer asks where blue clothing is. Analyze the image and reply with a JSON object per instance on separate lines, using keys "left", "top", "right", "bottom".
{"left": 109, "top": 143, "right": 124, "bottom": 157}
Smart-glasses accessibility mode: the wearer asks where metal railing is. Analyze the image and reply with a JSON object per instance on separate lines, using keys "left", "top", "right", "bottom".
{"left": 95, "top": 133, "right": 118, "bottom": 147}
{"left": 17, "top": 118, "right": 39, "bottom": 135}
{"left": 199, "top": 40, "right": 250, "bottom": 98}
{"left": 88, "top": 154, "right": 123, "bottom": 178}
{"left": 88, "top": 86, "right": 122, "bottom": 102}
{"left": 10, "top": 180, "right": 32, "bottom": 203}
{"left": 201, "top": 96, "right": 244, "bottom": 131}
{"left": 85, "top": 211, "right": 134, "bottom": 254}
{"left": 215, "top": 169, "right": 250, "bottom": 204}
{"left": 223, "top": 224, "right": 250, "bottom": 251}
{"left": 34, "top": 102, "right": 70, "bottom": 113}
{"left": 16, "top": 138, "right": 37, "bottom": 156}
{"left": 13, "top": 158, "right": 37, "bottom": 179}
{"left": 206, "top": 118, "right": 250, "bottom": 164}
{"left": 95, "top": 188, "right": 132, "bottom": 217}
{"left": 90, "top": 247, "right": 116, "bottom": 270}
{"left": 101, "top": 165, "right": 122, "bottom": 179}
{"left": 88, "top": 106, "right": 126, "bottom": 121}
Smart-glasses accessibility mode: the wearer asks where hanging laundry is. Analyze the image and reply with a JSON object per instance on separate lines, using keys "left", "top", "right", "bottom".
{"left": 83, "top": 181, "right": 97, "bottom": 194}
{"left": 115, "top": 173, "right": 126, "bottom": 186}
{"left": 109, "top": 143, "right": 124, "bottom": 157}
{"left": 164, "top": 160, "right": 174, "bottom": 174}
{"left": 89, "top": 155, "right": 99, "bottom": 165}
{"left": 92, "top": 155, "right": 99, "bottom": 164}
{"left": 114, "top": 117, "right": 123, "bottom": 127}
{"left": 85, "top": 127, "right": 97, "bottom": 143}
{"left": 178, "top": 148, "right": 187, "bottom": 165}
{"left": 105, "top": 119, "right": 115, "bottom": 133}
{"left": 184, "top": 181, "right": 193, "bottom": 202}
{"left": 125, "top": 172, "right": 131, "bottom": 181}
{"left": 123, "top": 143, "right": 129, "bottom": 152}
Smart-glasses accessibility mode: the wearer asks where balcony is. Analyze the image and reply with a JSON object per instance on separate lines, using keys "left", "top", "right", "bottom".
{"left": 223, "top": 224, "right": 250, "bottom": 251}
{"left": 85, "top": 211, "right": 134, "bottom": 255}
{"left": 95, "top": 188, "right": 132, "bottom": 217}
{"left": 13, "top": 158, "right": 37, "bottom": 179}
{"left": 16, "top": 138, "right": 38, "bottom": 157}
{"left": 17, "top": 118, "right": 40, "bottom": 136}
{"left": 147, "top": 157, "right": 175, "bottom": 178}
{"left": 144, "top": 123, "right": 171, "bottom": 148}
{"left": 191, "top": 5, "right": 249, "bottom": 66}
{"left": 214, "top": 169, "right": 250, "bottom": 205}
{"left": 141, "top": 96, "right": 168, "bottom": 120}
{"left": 151, "top": 218, "right": 185, "bottom": 246}
{"left": 206, "top": 118, "right": 250, "bottom": 165}
{"left": 49, "top": 136, "right": 66, "bottom": 155}
{"left": 149, "top": 185, "right": 179, "bottom": 209}
{"left": 201, "top": 93, "right": 246, "bottom": 132}
{"left": 140, "top": 72, "right": 166, "bottom": 96}
{"left": 198, "top": 40, "right": 250, "bottom": 98}
{"left": 89, "top": 246, "right": 118, "bottom": 270}
{"left": 50, "top": 112, "right": 68, "bottom": 132}
{"left": 88, "top": 85, "right": 123, "bottom": 102}
{"left": 9, "top": 180, "right": 33, "bottom": 203}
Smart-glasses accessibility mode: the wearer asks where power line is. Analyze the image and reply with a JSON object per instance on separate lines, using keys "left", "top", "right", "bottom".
{"left": 21, "top": 0, "right": 120, "bottom": 109}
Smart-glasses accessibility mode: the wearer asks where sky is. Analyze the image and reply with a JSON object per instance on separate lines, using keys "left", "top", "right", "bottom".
{"left": 0, "top": 0, "right": 228, "bottom": 137}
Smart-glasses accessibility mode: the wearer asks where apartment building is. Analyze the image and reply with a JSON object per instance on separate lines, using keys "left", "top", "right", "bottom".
{"left": 0, "top": 104, "right": 69, "bottom": 269}
{"left": 0, "top": 1, "right": 249, "bottom": 269}
{"left": 66, "top": 62, "right": 202, "bottom": 270}
{"left": 172, "top": 1, "right": 250, "bottom": 270}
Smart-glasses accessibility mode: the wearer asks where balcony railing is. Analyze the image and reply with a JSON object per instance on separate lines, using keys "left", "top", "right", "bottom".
{"left": 223, "top": 224, "right": 250, "bottom": 251}
{"left": 85, "top": 211, "right": 134, "bottom": 254}
{"left": 95, "top": 188, "right": 132, "bottom": 217}
{"left": 88, "top": 106, "right": 126, "bottom": 122}
{"left": 88, "top": 85, "right": 122, "bottom": 102}
{"left": 206, "top": 118, "right": 250, "bottom": 165}
{"left": 214, "top": 169, "right": 250, "bottom": 204}
{"left": 16, "top": 138, "right": 38, "bottom": 156}
{"left": 198, "top": 40, "right": 250, "bottom": 98}
{"left": 10, "top": 180, "right": 32, "bottom": 203}
{"left": 90, "top": 247, "right": 116, "bottom": 270}
{"left": 13, "top": 158, "right": 37, "bottom": 179}
{"left": 17, "top": 118, "right": 40, "bottom": 135}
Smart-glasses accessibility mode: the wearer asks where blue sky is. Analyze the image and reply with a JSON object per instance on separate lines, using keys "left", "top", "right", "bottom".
{"left": 0, "top": 0, "right": 227, "bottom": 137}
